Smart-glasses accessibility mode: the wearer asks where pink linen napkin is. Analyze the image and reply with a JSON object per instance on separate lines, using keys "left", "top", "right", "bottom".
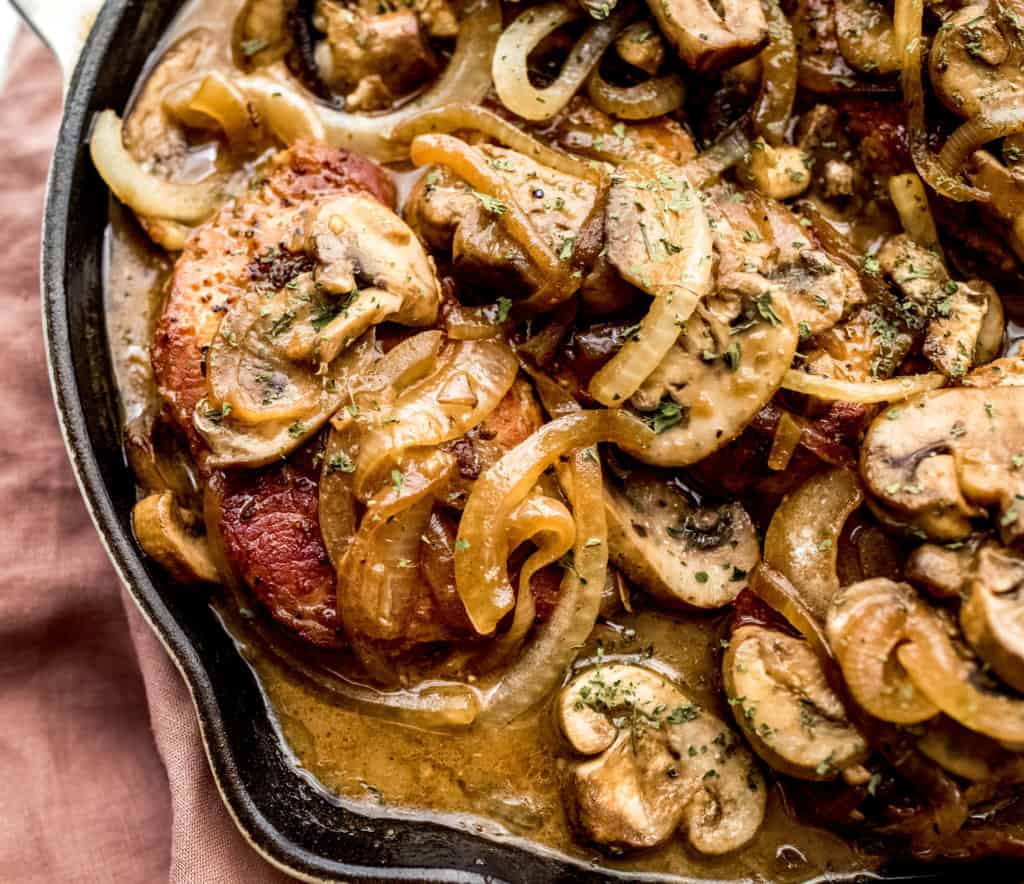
{"left": 0, "top": 30, "right": 293, "bottom": 884}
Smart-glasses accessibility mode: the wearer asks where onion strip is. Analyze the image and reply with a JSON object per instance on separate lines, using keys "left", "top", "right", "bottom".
{"left": 455, "top": 409, "right": 653, "bottom": 634}
{"left": 764, "top": 467, "right": 863, "bottom": 624}
{"left": 479, "top": 446, "right": 607, "bottom": 723}
{"left": 752, "top": 0, "right": 797, "bottom": 146}
{"left": 781, "top": 369, "right": 945, "bottom": 402}
{"left": 889, "top": 172, "right": 942, "bottom": 253}
{"left": 893, "top": 0, "right": 988, "bottom": 202}
{"left": 492, "top": 1, "right": 634, "bottom": 121}
{"left": 478, "top": 495, "right": 576, "bottom": 670}
{"left": 318, "top": 0, "right": 502, "bottom": 162}
{"left": 586, "top": 69, "right": 686, "bottom": 121}
{"left": 89, "top": 110, "right": 224, "bottom": 224}
{"left": 391, "top": 103, "right": 604, "bottom": 183}
{"left": 937, "top": 105, "right": 1024, "bottom": 183}
{"left": 185, "top": 71, "right": 257, "bottom": 149}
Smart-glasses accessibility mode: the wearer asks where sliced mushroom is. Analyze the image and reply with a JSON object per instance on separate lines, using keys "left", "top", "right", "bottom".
{"left": 604, "top": 464, "right": 759, "bottom": 609}
{"left": 723, "top": 625, "right": 867, "bottom": 780}
{"left": 905, "top": 541, "right": 978, "bottom": 600}
{"left": 712, "top": 189, "right": 862, "bottom": 336}
{"left": 629, "top": 291, "right": 798, "bottom": 466}
{"left": 133, "top": 492, "right": 220, "bottom": 584}
{"left": 961, "top": 542, "right": 1024, "bottom": 693}
{"left": 928, "top": 4, "right": 1024, "bottom": 120}
{"left": 879, "top": 232, "right": 999, "bottom": 379}
{"left": 644, "top": 0, "right": 768, "bottom": 74}
{"left": 303, "top": 194, "right": 441, "bottom": 359}
{"left": 604, "top": 160, "right": 712, "bottom": 303}
{"left": 558, "top": 663, "right": 766, "bottom": 854}
{"left": 860, "top": 386, "right": 1024, "bottom": 544}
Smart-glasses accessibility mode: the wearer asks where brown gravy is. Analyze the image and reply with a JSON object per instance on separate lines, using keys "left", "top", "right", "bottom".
{"left": 102, "top": 1, "right": 887, "bottom": 878}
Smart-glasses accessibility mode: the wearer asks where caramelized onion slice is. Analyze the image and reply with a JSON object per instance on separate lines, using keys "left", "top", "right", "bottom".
{"left": 479, "top": 495, "right": 577, "bottom": 670}
{"left": 318, "top": 0, "right": 501, "bottom": 162}
{"left": 826, "top": 579, "right": 939, "bottom": 724}
{"left": 764, "top": 467, "right": 863, "bottom": 624}
{"left": 937, "top": 106, "right": 1024, "bottom": 187}
{"left": 892, "top": 0, "right": 989, "bottom": 202}
{"left": 586, "top": 69, "right": 686, "bottom": 121}
{"left": 751, "top": 0, "right": 797, "bottom": 146}
{"left": 353, "top": 338, "right": 519, "bottom": 496}
{"left": 492, "top": 2, "right": 634, "bottom": 121}
{"left": 479, "top": 446, "right": 607, "bottom": 723}
{"left": 90, "top": 110, "right": 224, "bottom": 224}
{"left": 391, "top": 103, "right": 603, "bottom": 183}
{"left": 899, "top": 620, "right": 1024, "bottom": 749}
{"left": 339, "top": 450, "right": 455, "bottom": 641}
{"left": 781, "top": 369, "right": 946, "bottom": 403}
{"left": 456, "top": 409, "right": 654, "bottom": 634}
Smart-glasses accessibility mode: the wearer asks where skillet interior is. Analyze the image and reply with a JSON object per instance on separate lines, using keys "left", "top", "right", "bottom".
{"left": 36, "top": 1, "right": 1022, "bottom": 881}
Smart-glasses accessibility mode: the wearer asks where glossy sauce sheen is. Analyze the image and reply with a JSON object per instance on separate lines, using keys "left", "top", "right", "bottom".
{"left": 104, "top": 0, "right": 882, "bottom": 878}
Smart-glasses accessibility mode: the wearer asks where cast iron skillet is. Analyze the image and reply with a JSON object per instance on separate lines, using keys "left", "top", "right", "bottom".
{"left": 11, "top": 1, "right": 1021, "bottom": 881}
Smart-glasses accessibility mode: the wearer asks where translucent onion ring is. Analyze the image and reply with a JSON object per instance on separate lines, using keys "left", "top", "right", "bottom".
{"left": 752, "top": 0, "right": 797, "bottom": 146}
{"left": 892, "top": 0, "right": 989, "bottom": 202}
{"left": 455, "top": 409, "right": 653, "bottom": 634}
{"left": 352, "top": 338, "right": 519, "bottom": 498}
{"left": 236, "top": 75, "right": 327, "bottom": 144}
{"left": 781, "top": 368, "right": 946, "bottom": 402}
{"left": 479, "top": 445, "right": 607, "bottom": 723}
{"left": 318, "top": 0, "right": 502, "bottom": 163}
{"left": 586, "top": 69, "right": 686, "bottom": 121}
{"left": 937, "top": 104, "right": 1024, "bottom": 183}
{"left": 492, "top": 2, "right": 635, "bottom": 122}
{"left": 390, "top": 103, "right": 604, "bottom": 183}
{"left": 899, "top": 623, "right": 1024, "bottom": 749}
{"left": 89, "top": 110, "right": 225, "bottom": 224}
{"left": 184, "top": 70, "right": 257, "bottom": 149}
{"left": 477, "top": 495, "right": 576, "bottom": 670}
{"left": 338, "top": 450, "right": 455, "bottom": 641}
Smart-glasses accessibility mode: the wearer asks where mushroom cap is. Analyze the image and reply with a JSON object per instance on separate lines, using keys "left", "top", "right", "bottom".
{"left": 645, "top": 0, "right": 768, "bottom": 73}
{"left": 558, "top": 663, "right": 766, "bottom": 854}
{"left": 631, "top": 292, "right": 799, "bottom": 467}
{"left": 723, "top": 625, "right": 867, "bottom": 780}
{"left": 604, "top": 160, "right": 713, "bottom": 304}
{"left": 961, "top": 543, "right": 1024, "bottom": 693}
{"left": 929, "top": 4, "right": 1024, "bottom": 119}
{"left": 604, "top": 465, "right": 759, "bottom": 609}
{"left": 860, "top": 386, "right": 1024, "bottom": 544}
{"left": 132, "top": 492, "right": 220, "bottom": 584}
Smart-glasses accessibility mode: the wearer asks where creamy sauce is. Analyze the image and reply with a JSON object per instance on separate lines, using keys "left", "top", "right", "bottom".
{"left": 219, "top": 598, "right": 878, "bottom": 881}
{"left": 99, "top": 1, "right": 914, "bottom": 878}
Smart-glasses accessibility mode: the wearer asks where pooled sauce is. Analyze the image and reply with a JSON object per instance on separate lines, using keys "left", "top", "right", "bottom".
{"left": 218, "top": 600, "right": 877, "bottom": 881}
{"left": 102, "top": 1, "right": 892, "bottom": 878}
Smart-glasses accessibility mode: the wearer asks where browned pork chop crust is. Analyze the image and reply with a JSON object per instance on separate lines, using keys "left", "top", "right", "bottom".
{"left": 152, "top": 140, "right": 395, "bottom": 449}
